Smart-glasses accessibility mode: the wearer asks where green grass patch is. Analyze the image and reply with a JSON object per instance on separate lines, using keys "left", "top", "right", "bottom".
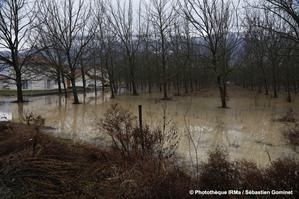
{"left": 0, "top": 88, "right": 84, "bottom": 96}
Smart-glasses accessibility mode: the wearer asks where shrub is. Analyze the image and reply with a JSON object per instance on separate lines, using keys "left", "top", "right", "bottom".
{"left": 0, "top": 122, "right": 34, "bottom": 157}
{"left": 100, "top": 103, "right": 180, "bottom": 160}
{"left": 264, "top": 157, "right": 299, "bottom": 192}
{"left": 238, "top": 160, "right": 265, "bottom": 190}
{"left": 199, "top": 147, "right": 241, "bottom": 191}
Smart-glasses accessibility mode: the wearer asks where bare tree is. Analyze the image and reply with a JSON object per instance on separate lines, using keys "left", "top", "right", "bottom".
{"left": 243, "top": 11, "right": 272, "bottom": 95}
{"left": 283, "top": 40, "right": 297, "bottom": 102}
{"left": 146, "top": 0, "right": 175, "bottom": 100}
{"left": 169, "top": 17, "right": 183, "bottom": 96}
{"left": 34, "top": 30, "right": 69, "bottom": 97}
{"left": 244, "top": 6, "right": 297, "bottom": 100}
{"left": 78, "top": 50, "right": 89, "bottom": 94}
{"left": 36, "top": 0, "right": 94, "bottom": 104}
{"left": 182, "top": 0, "right": 240, "bottom": 108}
{"left": 139, "top": 3, "right": 154, "bottom": 93}
{"left": 169, "top": 14, "right": 195, "bottom": 95}
{"left": 105, "top": 0, "right": 141, "bottom": 96}
{"left": 0, "top": 0, "right": 37, "bottom": 102}
{"left": 253, "top": 0, "right": 299, "bottom": 44}
{"left": 94, "top": 1, "right": 119, "bottom": 98}
{"left": 99, "top": 25, "right": 118, "bottom": 99}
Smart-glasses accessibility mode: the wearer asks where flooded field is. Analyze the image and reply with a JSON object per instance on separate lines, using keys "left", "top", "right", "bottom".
{"left": 0, "top": 86, "right": 298, "bottom": 166}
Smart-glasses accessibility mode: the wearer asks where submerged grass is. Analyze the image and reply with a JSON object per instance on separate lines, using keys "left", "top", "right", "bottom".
{"left": 0, "top": 105, "right": 298, "bottom": 198}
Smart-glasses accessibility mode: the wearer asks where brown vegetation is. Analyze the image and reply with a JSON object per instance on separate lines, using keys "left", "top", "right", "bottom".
{"left": 199, "top": 148, "right": 299, "bottom": 198}
{"left": 0, "top": 106, "right": 298, "bottom": 198}
{"left": 274, "top": 108, "right": 296, "bottom": 123}
{"left": 283, "top": 123, "right": 299, "bottom": 151}
{"left": 0, "top": 112, "right": 190, "bottom": 198}
{"left": 100, "top": 104, "right": 180, "bottom": 160}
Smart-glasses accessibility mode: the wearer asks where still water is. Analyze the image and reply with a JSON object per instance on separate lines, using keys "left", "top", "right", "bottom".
{"left": 0, "top": 87, "right": 298, "bottom": 166}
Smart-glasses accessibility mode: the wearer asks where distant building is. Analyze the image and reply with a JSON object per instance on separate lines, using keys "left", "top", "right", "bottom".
{"left": 0, "top": 55, "right": 109, "bottom": 91}
{"left": 0, "top": 55, "right": 58, "bottom": 90}
{"left": 67, "top": 66, "right": 109, "bottom": 88}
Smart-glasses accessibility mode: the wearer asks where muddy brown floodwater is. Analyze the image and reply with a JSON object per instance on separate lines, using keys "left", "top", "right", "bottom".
{"left": 0, "top": 86, "right": 298, "bottom": 166}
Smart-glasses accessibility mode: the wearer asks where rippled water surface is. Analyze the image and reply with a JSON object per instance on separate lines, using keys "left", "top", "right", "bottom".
{"left": 1, "top": 86, "right": 298, "bottom": 166}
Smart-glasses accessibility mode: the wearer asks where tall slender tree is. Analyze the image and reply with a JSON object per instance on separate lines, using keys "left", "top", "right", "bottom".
{"left": 183, "top": 0, "right": 240, "bottom": 108}
{"left": 36, "top": 0, "right": 94, "bottom": 104}
{"left": 147, "top": 0, "right": 175, "bottom": 100}
{"left": 106, "top": 0, "right": 141, "bottom": 95}
{"left": 0, "top": 0, "right": 37, "bottom": 102}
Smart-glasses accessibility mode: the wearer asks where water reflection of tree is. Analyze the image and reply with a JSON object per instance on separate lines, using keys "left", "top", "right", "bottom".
{"left": 58, "top": 96, "right": 67, "bottom": 132}
{"left": 82, "top": 97, "right": 86, "bottom": 130}
{"left": 17, "top": 103, "right": 24, "bottom": 122}
{"left": 71, "top": 104, "right": 79, "bottom": 135}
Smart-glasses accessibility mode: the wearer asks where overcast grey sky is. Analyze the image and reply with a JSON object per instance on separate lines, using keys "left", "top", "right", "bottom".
{"left": 108, "top": 0, "right": 250, "bottom": 16}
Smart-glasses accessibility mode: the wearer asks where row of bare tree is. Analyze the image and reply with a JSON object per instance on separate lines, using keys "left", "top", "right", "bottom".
{"left": 0, "top": 0, "right": 298, "bottom": 106}
{"left": 233, "top": 0, "right": 299, "bottom": 102}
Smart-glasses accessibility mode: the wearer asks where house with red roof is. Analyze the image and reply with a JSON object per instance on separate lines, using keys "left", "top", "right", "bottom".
{"left": 67, "top": 66, "right": 109, "bottom": 88}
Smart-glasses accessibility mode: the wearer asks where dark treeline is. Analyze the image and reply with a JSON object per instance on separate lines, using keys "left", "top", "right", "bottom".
{"left": 0, "top": 0, "right": 298, "bottom": 106}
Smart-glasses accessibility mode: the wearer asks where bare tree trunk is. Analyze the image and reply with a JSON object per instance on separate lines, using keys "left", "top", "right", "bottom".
{"left": 16, "top": 70, "right": 24, "bottom": 103}
{"left": 184, "top": 81, "right": 188, "bottom": 94}
{"left": 71, "top": 78, "right": 79, "bottom": 104}
{"left": 112, "top": 71, "right": 117, "bottom": 94}
{"left": 258, "top": 84, "right": 262, "bottom": 93}
{"left": 101, "top": 66, "right": 105, "bottom": 92}
{"left": 273, "top": 69, "right": 278, "bottom": 98}
{"left": 57, "top": 74, "right": 62, "bottom": 93}
{"left": 94, "top": 66, "right": 97, "bottom": 95}
{"left": 286, "top": 64, "right": 292, "bottom": 102}
{"left": 217, "top": 75, "right": 227, "bottom": 108}
{"left": 109, "top": 73, "right": 115, "bottom": 99}
{"left": 80, "top": 56, "right": 87, "bottom": 94}
{"left": 177, "top": 76, "right": 180, "bottom": 96}
{"left": 162, "top": 65, "right": 168, "bottom": 99}
{"left": 131, "top": 68, "right": 138, "bottom": 95}
{"left": 190, "top": 81, "right": 193, "bottom": 92}
{"left": 82, "top": 71, "right": 86, "bottom": 94}
{"left": 261, "top": 66, "right": 269, "bottom": 95}
{"left": 264, "top": 80, "right": 269, "bottom": 95}
{"left": 62, "top": 77, "right": 68, "bottom": 98}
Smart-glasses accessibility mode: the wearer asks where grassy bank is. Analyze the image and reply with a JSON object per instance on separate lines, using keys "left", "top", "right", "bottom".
{"left": 0, "top": 106, "right": 298, "bottom": 198}
{"left": 0, "top": 88, "right": 87, "bottom": 96}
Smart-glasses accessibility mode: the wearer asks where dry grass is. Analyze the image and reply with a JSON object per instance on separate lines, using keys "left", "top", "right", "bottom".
{"left": 0, "top": 118, "right": 191, "bottom": 198}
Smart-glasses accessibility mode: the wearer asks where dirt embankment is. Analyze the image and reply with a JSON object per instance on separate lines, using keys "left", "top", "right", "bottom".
{"left": 0, "top": 121, "right": 192, "bottom": 198}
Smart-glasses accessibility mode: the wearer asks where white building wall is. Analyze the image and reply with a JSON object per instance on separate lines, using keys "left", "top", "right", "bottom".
{"left": 75, "top": 77, "right": 83, "bottom": 87}
{"left": 9, "top": 79, "right": 59, "bottom": 90}
{"left": 2, "top": 65, "right": 108, "bottom": 91}
{"left": 32, "top": 80, "right": 45, "bottom": 90}
{"left": 9, "top": 82, "right": 17, "bottom": 90}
